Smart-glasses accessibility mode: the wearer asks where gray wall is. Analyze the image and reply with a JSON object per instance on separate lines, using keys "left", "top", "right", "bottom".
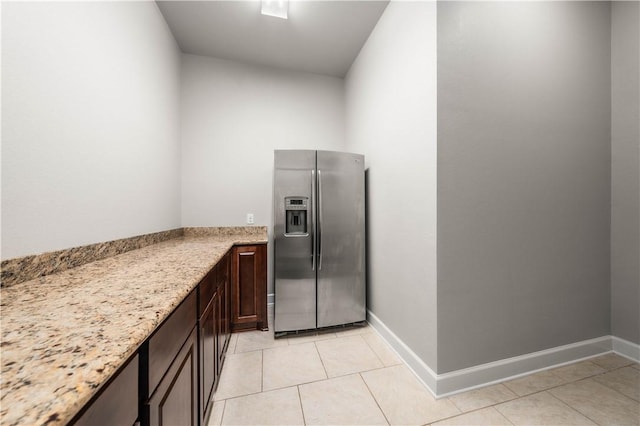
{"left": 180, "top": 54, "right": 345, "bottom": 296}
{"left": 611, "top": 1, "right": 640, "bottom": 345}
{"left": 437, "top": 2, "right": 611, "bottom": 373}
{"left": 180, "top": 53, "right": 345, "bottom": 229}
{"left": 345, "top": 1, "right": 438, "bottom": 369}
{"left": 1, "top": 2, "right": 181, "bottom": 259}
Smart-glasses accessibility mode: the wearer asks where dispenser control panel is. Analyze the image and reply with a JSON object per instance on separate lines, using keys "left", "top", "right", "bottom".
{"left": 285, "top": 198, "right": 307, "bottom": 209}
{"left": 285, "top": 197, "right": 308, "bottom": 235}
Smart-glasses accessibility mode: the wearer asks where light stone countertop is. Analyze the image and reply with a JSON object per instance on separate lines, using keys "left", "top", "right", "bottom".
{"left": 0, "top": 232, "right": 267, "bottom": 426}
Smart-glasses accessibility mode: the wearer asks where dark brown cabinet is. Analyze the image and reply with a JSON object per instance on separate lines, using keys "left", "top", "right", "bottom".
{"left": 198, "top": 273, "right": 216, "bottom": 425}
{"left": 148, "top": 291, "right": 197, "bottom": 396}
{"left": 72, "top": 354, "right": 139, "bottom": 426}
{"left": 147, "top": 328, "right": 198, "bottom": 426}
{"left": 231, "top": 244, "right": 267, "bottom": 331}
{"left": 199, "top": 280, "right": 217, "bottom": 426}
{"left": 198, "top": 251, "right": 231, "bottom": 425}
{"left": 74, "top": 243, "right": 264, "bottom": 426}
{"left": 217, "top": 252, "right": 231, "bottom": 371}
{"left": 216, "top": 281, "right": 227, "bottom": 374}
{"left": 145, "top": 290, "right": 198, "bottom": 426}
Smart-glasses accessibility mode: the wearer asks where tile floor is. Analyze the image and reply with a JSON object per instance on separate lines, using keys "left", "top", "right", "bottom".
{"left": 210, "top": 310, "right": 640, "bottom": 426}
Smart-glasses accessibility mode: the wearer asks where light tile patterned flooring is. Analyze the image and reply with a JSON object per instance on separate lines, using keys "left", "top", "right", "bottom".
{"left": 210, "top": 310, "right": 640, "bottom": 426}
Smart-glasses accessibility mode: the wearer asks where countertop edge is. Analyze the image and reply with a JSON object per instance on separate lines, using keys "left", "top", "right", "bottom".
{"left": 0, "top": 231, "right": 268, "bottom": 426}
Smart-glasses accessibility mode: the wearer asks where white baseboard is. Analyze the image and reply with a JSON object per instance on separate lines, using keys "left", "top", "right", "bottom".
{"left": 366, "top": 310, "right": 636, "bottom": 398}
{"left": 435, "top": 336, "right": 611, "bottom": 396}
{"left": 366, "top": 310, "right": 439, "bottom": 397}
{"left": 612, "top": 336, "right": 640, "bottom": 362}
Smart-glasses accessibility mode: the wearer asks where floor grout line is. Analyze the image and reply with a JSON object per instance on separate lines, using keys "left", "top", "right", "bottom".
{"left": 217, "top": 331, "right": 639, "bottom": 425}
{"left": 313, "top": 340, "right": 330, "bottom": 380}
{"left": 361, "top": 331, "right": 389, "bottom": 368}
{"left": 296, "top": 385, "right": 307, "bottom": 426}
{"left": 430, "top": 403, "right": 516, "bottom": 426}
{"left": 359, "top": 372, "right": 391, "bottom": 425}
{"left": 213, "top": 390, "right": 261, "bottom": 403}
{"left": 430, "top": 363, "right": 640, "bottom": 426}
{"left": 466, "top": 374, "right": 638, "bottom": 426}
{"left": 489, "top": 405, "right": 516, "bottom": 426}
{"left": 588, "top": 372, "right": 640, "bottom": 403}
{"left": 544, "top": 389, "right": 603, "bottom": 426}
{"left": 217, "top": 400, "right": 227, "bottom": 426}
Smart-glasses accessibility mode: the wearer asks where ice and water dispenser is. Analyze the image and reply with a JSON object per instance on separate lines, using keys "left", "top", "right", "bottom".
{"left": 284, "top": 197, "right": 308, "bottom": 235}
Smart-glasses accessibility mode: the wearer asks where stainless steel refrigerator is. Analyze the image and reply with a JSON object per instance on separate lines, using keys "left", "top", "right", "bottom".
{"left": 273, "top": 150, "right": 366, "bottom": 334}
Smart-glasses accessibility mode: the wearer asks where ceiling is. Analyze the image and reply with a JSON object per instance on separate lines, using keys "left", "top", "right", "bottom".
{"left": 156, "top": 1, "right": 389, "bottom": 77}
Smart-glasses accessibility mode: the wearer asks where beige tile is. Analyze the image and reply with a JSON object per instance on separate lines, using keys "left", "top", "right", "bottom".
{"left": 263, "top": 343, "right": 327, "bottom": 391}
{"left": 315, "top": 335, "right": 383, "bottom": 377}
{"left": 551, "top": 360, "right": 606, "bottom": 382}
{"left": 550, "top": 379, "right": 640, "bottom": 425}
{"left": 333, "top": 323, "right": 375, "bottom": 337}
{"left": 362, "top": 364, "right": 460, "bottom": 425}
{"left": 299, "top": 374, "right": 388, "bottom": 425}
{"left": 228, "top": 333, "right": 239, "bottom": 354}
{"left": 633, "top": 363, "right": 640, "bottom": 371}
{"left": 214, "top": 351, "right": 262, "bottom": 401}
{"left": 432, "top": 407, "right": 513, "bottom": 426}
{"left": 504, "top": 370, "right": 565, "bottom": 396}
{"left": 208, "top": 400, "right": 225, "bottom": 426}
{"left": 235, "top": 329, "right": 288, "bottom": 353}
{"left": 362, "top": 332, "right": 402, "bottom": 367}
{"left": 495, "top": 391, "right": 596, "bottom": 425}
{"left": 448, "top": 384, "right": 518, "bottom": 413}
{"left": 286, "top": 332, "right": 337, "bottom": 345}
{"left": 592, "top": 366, "right": 640, "bottom": 402}
{"left": 590, "top": 353, "right": 634, "bottom": 370}
{"left": 222, "top": 386, "right": 304, "bottom": 425}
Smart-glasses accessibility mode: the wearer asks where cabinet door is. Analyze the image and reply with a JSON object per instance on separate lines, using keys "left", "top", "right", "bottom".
{"left": 148, "top": 290, "right": 197, "bottom": 396}
{"left": 231, "top": 244, "right": 267, "bottom": 331}
{"left": 147, "top": 328, "right": 198, "bottom": 426}
{"left": 73, "top": 355, "right": 138, "bottom": 426}
{"left": 216, "top": 282, "right": 226, "bottom": 375}
{"left": 222, "top": 252, "right": 232, "bottom": 349}
{"left": 199, "top": 295, "right": 217, "bottom": 425}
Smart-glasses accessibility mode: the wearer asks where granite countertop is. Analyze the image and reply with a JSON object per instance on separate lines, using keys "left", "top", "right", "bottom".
{"left": 0, "top": 231, "right": 267, "bottom": 426}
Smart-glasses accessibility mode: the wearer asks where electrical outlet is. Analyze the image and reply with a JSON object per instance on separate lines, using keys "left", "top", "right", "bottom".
{"left": 246, "top": 213, "right": 254, "bottom": 225}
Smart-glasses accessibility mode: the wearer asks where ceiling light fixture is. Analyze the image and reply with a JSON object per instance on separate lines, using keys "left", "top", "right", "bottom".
{"left": 261, "top": 0, "right": 288, "bottom": 19}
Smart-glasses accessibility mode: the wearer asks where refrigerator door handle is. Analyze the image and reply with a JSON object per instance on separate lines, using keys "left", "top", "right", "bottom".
{"left": 318, "top": 169, "right": 323, "bottom": 271}
{"left": 311, "top": 169, "right": 316, "bottom": 271}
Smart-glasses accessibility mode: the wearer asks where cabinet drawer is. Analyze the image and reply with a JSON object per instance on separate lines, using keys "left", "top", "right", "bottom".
{"left": 148, "top": 290, "right": 197, "bottom": 395}
{"left": 73, "top": 354, "right": 138, "bottom": 426}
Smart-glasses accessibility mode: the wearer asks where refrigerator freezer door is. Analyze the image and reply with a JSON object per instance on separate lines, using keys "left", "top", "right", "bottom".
{"left": 316, "top": 151, "right": 366, "bottom": 328}
{"left": 274, "top": 150, "right": 317, "bottom": 332}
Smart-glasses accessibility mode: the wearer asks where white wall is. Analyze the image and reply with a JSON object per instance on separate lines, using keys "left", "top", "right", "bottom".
{"left": 611, "top": 1, "right": 640, "bottom": 345}
{"left": 1, "top": 1, "right": 181, "bottom": 259}
{"left": 345, "top": 1, "right": 438, "bottom": 370}
{"left": 180, "top": 53, "right": 345, "bottom": 293}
